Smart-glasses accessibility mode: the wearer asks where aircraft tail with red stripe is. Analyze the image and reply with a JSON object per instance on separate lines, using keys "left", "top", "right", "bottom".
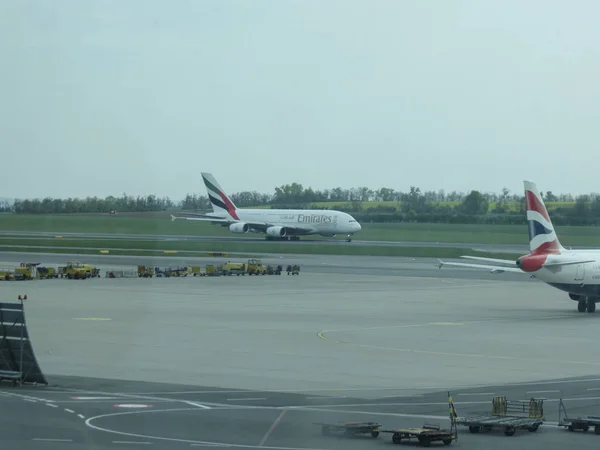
{"left": 201, "top": 173, "right": 240, "bottom": 220}
{"left": 524, "top": 180, "right": 563, "bottom": 254}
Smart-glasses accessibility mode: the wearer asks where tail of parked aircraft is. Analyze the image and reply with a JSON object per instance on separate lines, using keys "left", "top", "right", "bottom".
{"left": 524, "top": 180, "right": 563, "bottom": 254}
{"left": 201, "top": 173, "right": 240, "bottom": 220}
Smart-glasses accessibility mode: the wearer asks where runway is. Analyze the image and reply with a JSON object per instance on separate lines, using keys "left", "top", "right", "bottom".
{"left": 0, "top": 230, "right": 530, "bottom": 253}
{"left": 1, "top": 252, "right": 599, "bottom": 449}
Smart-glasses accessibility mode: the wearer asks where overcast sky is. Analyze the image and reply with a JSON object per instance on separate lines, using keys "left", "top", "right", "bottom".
{"left": 2, "top": 0, "right": 599, "bottom": 200}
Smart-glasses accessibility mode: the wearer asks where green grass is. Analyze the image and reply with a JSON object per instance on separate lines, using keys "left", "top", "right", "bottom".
{"left": 2, "top": 214, "right": 600, "bottom": 246}
{"left": 0, "top": 237, "right": 524, "bottom": 259}
{"left": 0, "top": 246, "right": 259, "bottom": 259}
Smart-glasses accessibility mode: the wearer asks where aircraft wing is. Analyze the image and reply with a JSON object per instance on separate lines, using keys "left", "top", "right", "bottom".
{"left": 170, "top": 215, "right": 317, "bottom": 234}
{"left": 459, "top": 255, "right": 520, "bottom": 265}
{"left": 437, "top": 259, "right": 524, "bottom": 274}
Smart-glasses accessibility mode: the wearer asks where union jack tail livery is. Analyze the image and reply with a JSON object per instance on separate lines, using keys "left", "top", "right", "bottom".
{"left": 524, "top": 180, "right": 563, "bottom": 255}
{"left": 438, "top": 180, "right": 600, "bottom": 313}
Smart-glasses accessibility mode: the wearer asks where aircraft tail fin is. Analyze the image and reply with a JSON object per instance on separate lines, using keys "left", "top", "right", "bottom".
{"left": 524, "top": 180, "right": 563, "bottom": 254}
{"left": 201, "top": 173, "right": 239, "bottom": 220}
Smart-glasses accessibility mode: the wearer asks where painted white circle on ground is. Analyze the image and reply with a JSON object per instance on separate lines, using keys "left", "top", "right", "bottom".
{"left": 113, "top": 404, "right": 153, "bottom": 409}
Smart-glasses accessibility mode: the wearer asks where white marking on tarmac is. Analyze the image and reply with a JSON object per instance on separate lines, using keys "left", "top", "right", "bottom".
{"left": 259, "top": 408, "right": 288, "bottom": 446}
{"left": 40, "top": 376, "right": 600, "bottom": 395}
{"left": 288, "top": 405, "right": 561, "bottom": 428}
{"left": 526, "top": 390, "right": 560, "bottom": 394}
{"left": 185, "top": 401, "right": 212, "bottom": 409}
{"left": 46, "top": 403, "right": 58, "bottom": 408}
{"left": 71, "top": 396, "right": 121, "bottom": 400}
{"left": 288, "top": 395, "right": 600, "bottom": 409}
{"left": 113, "top": 442, "right": 152, "bottom": 445}
{"left": 85, "top": 409, "right": 332, "bottom": 450}
{"left": 24, "top": 398, "right": 37, "bottom": 403}
{"left": 32, "top": 438, "right": 74, "bottom": 442}
{"left": 457, "top": 393, "right": 494, "bottom": 396}
{"left": 305, "top": 396, "right": 348, "bottom": 400}
{"left": 78, "top": 414, "right": 86, "bottom": 419}
{"left": 190, "top": 445, "right": 232, "bottom": 448}
{"left": 227, "top": 398, "right": 266, "bottom": 402}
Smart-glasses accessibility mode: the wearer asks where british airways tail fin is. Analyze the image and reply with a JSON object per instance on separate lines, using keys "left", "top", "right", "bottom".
{"left": 524, "top": 180, "right": 563, "bottom": 254}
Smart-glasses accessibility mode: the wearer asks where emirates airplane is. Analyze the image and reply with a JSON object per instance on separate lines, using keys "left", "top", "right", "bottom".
{"left": 171, "top": 173, "right": 362, "bottom": 242}
{"left": 439, "top": 180, "right": 600, "bottom": 313}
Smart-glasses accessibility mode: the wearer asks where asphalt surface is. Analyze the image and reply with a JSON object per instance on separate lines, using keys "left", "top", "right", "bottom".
{"left": 0, "top": 230, "right": 530, "bottom": 252}
{"left": 0, "top": 250, "right": 526, "bottom": 281}
{"left": 1, "top": 251, "right": 600, "bottom": 449}
{"left": 2, "top": 375, "right": 600, "bottom": 449}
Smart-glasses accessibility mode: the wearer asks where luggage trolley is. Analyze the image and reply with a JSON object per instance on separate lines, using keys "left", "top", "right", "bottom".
{"left": 455, "top": 395, "right": 544, "bottom": 436}
{"left": 313, "top": 421, "right": 381, "bottom": 438}
{"left": 380, "top": 423, "right": 456, "bottom": 446}
{"left": 558, "top": 398, "right": 600, "bottom": 435}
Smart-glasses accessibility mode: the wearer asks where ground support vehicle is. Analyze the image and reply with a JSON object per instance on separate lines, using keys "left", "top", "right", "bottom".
{"left": 190, "top": 266, "right": 206, "bottom": 276}
{"left": 16, "top": 263, "right": 41, "bottom": 280}
{"left": 205, "top": 265, "right": 223, "bottom": 277}
{"left": 137, "top": 265, "right": 154, "bottom": 278}
{"left": 247, "top": 259, "right": 266, "bottom": 275}
{"left": 314, "top": 421, "right": 381, "bottom": 438}
{"left": 59, "top": 261, "right": 100, "bottom": 279}
{"left": 155, "top": 267, "right": 188, "bottom": 277}
{"left": 0, "top": 269, "right": 20, "bottom": 281}
{"left": 456, "top": 396, "right": 544, "bottom": 436}
{"left": 381, "top": 423, "right": 456, "bottom": 446}
{"left": 286, "top": 265, "right": 300, "bottom": 275}
{"left": 222, "top": 262, "right": 246, "bottom": 276}
{"left": 266, "top": 265, "right": 282, "bottom": 275}
{"left": 558, "top": 398, "right": 600, "bottom": 435}
{"left": 36, "top": 266, "right": 58, "bottom": 279}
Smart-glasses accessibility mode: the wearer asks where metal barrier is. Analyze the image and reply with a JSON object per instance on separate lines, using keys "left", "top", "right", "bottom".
{"left": 491, "top": 396, "right": 544, "bottom": 419}
{"left": 0, "top": 299, "right": 48, "bottom": 386}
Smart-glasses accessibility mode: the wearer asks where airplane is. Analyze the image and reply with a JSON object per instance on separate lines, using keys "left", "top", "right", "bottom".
{"left": 170, "top": 172, "right": 362, "bottom": 242}
{"left": 438, "top": 180, "right": 599, "bottom": 313}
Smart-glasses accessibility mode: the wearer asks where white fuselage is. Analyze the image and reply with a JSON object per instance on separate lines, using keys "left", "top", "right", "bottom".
{"left": 231, "top": 208, "right": 361, "bottom": 235}
{"left": 531, "top": 251, "right": 600, "bottom": 296}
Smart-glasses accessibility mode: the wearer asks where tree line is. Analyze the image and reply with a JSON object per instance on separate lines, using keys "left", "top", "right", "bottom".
{"left": 3, "top": 183, "right": 600, "bottom": 225}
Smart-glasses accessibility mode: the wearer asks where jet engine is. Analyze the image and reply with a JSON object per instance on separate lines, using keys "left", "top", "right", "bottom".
{"left": 266, "top": 226, "right": 286, "bottom": 237}
{"left": 319, "top": 233, "right": 336, "bottom": 238}
{"left": 229, "top": 222, "right": 250, "bottom": 233}
{"left": 569, "top": 293, "right": 581, "bottom": 301}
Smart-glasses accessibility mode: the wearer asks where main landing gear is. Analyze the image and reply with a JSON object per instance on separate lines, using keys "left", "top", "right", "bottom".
{"left": 577, "top": 297, "right": 596, "bottom": 313}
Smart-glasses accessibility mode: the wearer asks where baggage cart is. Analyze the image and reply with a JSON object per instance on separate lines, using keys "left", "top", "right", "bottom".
{"left": 558, "top": 398, "right": 600, "bottom": 435}
{"left": 314, "top": 421, "right": 381, "bottom": 438}
{"left": 381, "top": 423, "right": 456, "bottom": 446}
{"left": 456, "top": 396, "right": 544, "bottom": 436}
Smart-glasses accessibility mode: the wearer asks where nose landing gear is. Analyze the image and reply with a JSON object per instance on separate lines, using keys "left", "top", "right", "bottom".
{"left": 346, "top": 234, "right": 352, "bottom": 242}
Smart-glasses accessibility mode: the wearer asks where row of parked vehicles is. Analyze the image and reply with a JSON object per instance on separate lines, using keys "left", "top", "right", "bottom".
{"left": 137, "top": 259, "right": 301, "bottom": 278}
{"left": 0, "top": 262, "right": 101, "bottom": 281}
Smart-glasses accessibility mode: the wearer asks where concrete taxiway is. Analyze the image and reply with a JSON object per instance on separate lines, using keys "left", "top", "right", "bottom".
{"left": 0, "top": 230, "right": 530, "bottom": 253}
{"left": 1, "top": 251, "right": 600, "bottom": 449}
